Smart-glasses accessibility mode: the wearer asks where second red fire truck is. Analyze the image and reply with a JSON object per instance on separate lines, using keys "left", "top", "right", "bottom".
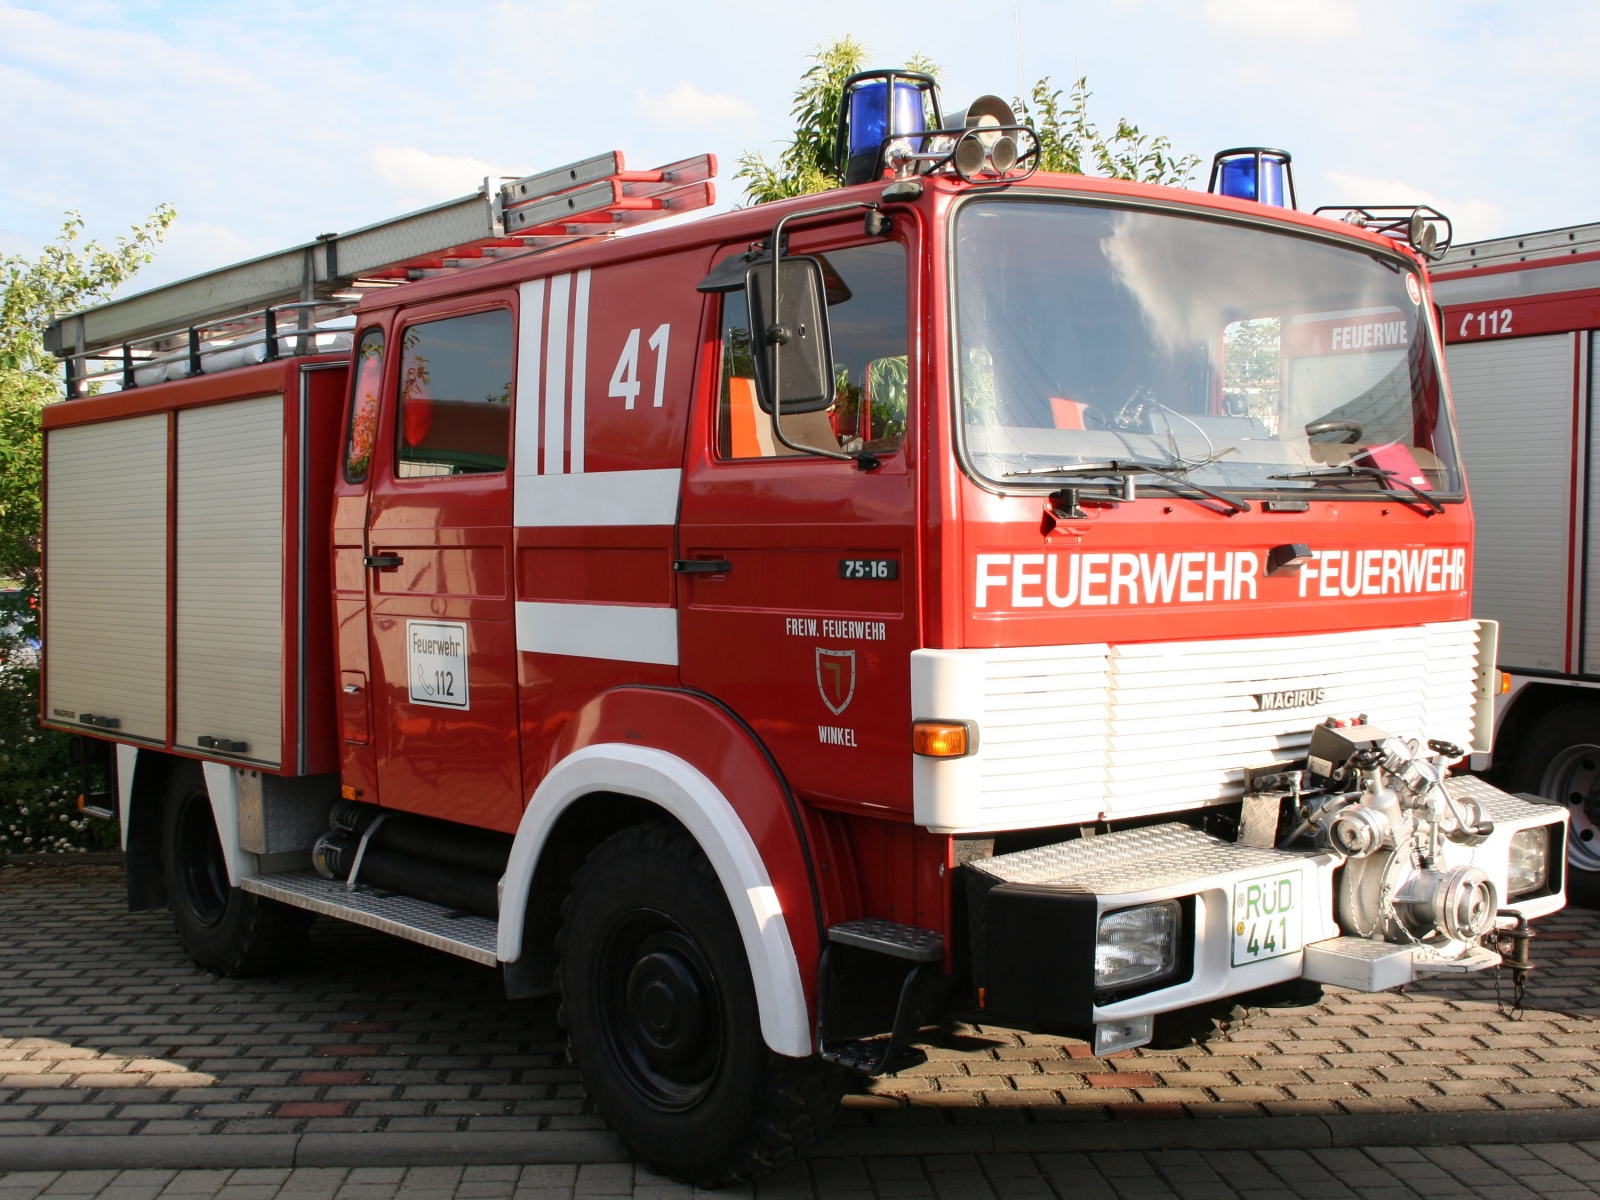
{"left": 42, "top": 74, "right": 1565, "bottom": 1180}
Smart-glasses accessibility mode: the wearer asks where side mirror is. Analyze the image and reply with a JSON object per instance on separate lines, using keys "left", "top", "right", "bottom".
{"left": 746, "top": 256, "right": 837, "bottom": 452}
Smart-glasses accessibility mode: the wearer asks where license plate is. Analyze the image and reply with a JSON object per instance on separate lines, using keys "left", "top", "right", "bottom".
{"left": 1232, "top": 870, "right": 1303, "bottom": 966}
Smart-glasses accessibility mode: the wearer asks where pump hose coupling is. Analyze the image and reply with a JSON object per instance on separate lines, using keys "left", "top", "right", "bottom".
{"left": 1326, "top": 805, "right": 1391, "bottom": 858}
{"left": 1423, "top": 866, "right": 1499, "bottom": 942}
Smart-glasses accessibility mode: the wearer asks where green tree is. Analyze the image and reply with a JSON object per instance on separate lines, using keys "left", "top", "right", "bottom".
{"left": 736, "top": 41, "right": 1200, "bottom": 202}
{"left": 735, "top": 38, "right": 939, "bottom": 204}
{"left": 0, "top": 207, "right": 175, "bottom": 595}
{"left": 1015, "top": 76, "right": 1200, "bottom": 187}
{"left": 0, "top": 205, "right": 173, "bottom": 855}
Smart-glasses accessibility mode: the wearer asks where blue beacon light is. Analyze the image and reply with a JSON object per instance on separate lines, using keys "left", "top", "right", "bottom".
{"left": 838, "top": 70, "right": 938, "bottom": 186}
{"left": 1208, "top": 148, "right": 1296, "bottom": 209}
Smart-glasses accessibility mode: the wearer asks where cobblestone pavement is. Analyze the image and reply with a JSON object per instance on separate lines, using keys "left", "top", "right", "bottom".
{"left": 4, "top": 864, "right": 1600, "bottom": 1141}
{"left": 8, "top": 1143, "right": 1600, "bottom": 1200}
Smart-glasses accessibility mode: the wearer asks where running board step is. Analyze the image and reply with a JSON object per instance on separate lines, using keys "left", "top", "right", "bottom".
{"left": 242, "top": 869, "right": 499, "bottom": 966}
{"left": 827, "top": 919, "right": 944, "bottom": 962}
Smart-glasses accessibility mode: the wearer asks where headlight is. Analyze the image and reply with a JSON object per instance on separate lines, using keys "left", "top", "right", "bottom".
{"left": 1095, "top": 901, "right": 1180, "bottom": 990}
{"left": 1507, "top": 827, "right": 1550, "bottom": 898}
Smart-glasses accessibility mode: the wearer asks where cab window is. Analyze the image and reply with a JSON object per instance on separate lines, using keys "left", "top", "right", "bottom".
{"left": 396, "top": 309, "right": 513, "bottom": 477}
{"left": 718, "top": 241, "right": 908, "bottom": 459}
{"left": 344, "top": 328, "right": 384, "bottom": 482}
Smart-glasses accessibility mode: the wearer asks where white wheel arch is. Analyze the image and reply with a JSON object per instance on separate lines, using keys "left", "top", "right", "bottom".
{"left": 497, "top": 743, "right": 813, "bottom": 1057}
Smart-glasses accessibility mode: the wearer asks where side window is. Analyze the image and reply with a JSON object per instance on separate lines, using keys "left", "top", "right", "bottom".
{"left": 718, "top": 240, "right": 908, "bottom": 459}
{"left": 344, "top": 328, "right": 384, "bottom": 482}
{"left": 396, "top": 309, "right": 513, "bottom": 477}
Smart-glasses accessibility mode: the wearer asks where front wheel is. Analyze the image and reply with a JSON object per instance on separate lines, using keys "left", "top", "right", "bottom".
{"left": 162, "top": 761, "right": 313, "bottom": 975}
{"left": 556, "top": 821, "right": 846, "bottom": 1185}
{"left": 1508, "top": 703, "right": 1600, "bottom": 907}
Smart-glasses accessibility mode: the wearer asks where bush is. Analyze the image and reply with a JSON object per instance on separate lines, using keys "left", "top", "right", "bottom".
{"left": 0, "top": 647, "right": 114, "bottom": 854}
{"left": 0, "top": 208, "right": 175, "bottom": 856}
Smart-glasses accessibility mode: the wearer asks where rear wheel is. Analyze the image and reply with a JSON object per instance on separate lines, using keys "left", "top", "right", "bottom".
{"left": 1508, "top": 702, "right": 1600, "bottom": 907}
{"left": 556, "top": 821, "right": 847, "bottom": 1185}
{"left": 161, "top": 761, "right": 313, "bottom": 974}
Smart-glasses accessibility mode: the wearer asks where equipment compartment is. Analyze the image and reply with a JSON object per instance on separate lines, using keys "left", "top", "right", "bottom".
{"left": 42, "top": 358, "right": 346, "bottom": 774}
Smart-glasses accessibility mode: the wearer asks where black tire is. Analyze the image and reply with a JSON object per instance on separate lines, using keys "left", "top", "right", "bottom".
{"left": 1508, "top": 702, "right": 1600, "bottom": 908}
{"left": 556, "top": 821, "right": 847, "bottom": 1185}
{"left": 162, "top": 761, "right": 313, "bottom": 975}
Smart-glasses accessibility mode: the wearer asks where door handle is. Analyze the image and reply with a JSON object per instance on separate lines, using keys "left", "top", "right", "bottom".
{"left": 364, "top": 554, "right": 404, "bottom": 569}
{"left": 673, "top": 559, "right": 733, "bottom": 574}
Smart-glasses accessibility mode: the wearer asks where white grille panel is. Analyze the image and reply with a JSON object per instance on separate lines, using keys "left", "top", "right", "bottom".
{"left": 913, "top": 621, "right": 1483, "bottom": 832}
{"left": 977, "top": 645, "right": 1110, "bottom": 822}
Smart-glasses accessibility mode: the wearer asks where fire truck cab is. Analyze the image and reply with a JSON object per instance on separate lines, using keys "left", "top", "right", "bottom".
{"left": 41, "top": 93, "right": 1566, "bottom": 1182}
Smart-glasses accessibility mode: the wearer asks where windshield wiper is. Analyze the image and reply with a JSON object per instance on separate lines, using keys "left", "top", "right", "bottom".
{"left": 1271, "top": 465, "right": 1444, "bottom": 514}
{"left": 1004, "top": 458, "right": 1250, "bottom": 514}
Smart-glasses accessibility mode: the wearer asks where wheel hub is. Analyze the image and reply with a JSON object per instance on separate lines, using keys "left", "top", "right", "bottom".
{"left": 174, "top": 790, "right": 230, "bottom": 926}
{"left": 627, "top": 946, "right": 709, "bottom": 1068}
{"left": 599, "top": 916, "right": 723, "bottom": 1112}
{"left": 1539, "top": 743, "right": 1600, "bottom": 871}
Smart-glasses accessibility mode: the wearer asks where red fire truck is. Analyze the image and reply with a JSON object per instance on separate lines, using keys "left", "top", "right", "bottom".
{"left": 1426, "top": 223, "right": 1600, "bottom": 906}
{"left": 41, "top": 76, "right": 1565, "bottom": 1181}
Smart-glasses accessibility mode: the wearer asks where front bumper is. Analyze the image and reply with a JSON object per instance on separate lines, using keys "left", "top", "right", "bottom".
{"left": 963, "top": 782, "right": 1567, "bottom": 1051}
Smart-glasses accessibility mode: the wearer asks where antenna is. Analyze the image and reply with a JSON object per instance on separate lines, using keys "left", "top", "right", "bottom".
{"left": 1014, "top": 0, "right": 1024, "bottom": 103}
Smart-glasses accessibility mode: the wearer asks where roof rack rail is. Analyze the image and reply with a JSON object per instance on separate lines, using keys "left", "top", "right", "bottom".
{"left": 48, "top": 150, "right": 716, "bottom": 397}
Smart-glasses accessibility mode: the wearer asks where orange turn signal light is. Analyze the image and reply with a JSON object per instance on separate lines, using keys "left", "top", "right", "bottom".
{"left": 913, "top": 720, "right": 973, "bottom": 758}
{"left": 1499, "top": 671, "right": 1512, "bottom": 696}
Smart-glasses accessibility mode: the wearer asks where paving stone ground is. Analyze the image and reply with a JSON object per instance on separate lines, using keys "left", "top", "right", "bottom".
{"left": 8, "top": 1143, "right": 1600, "bottom": 1200}
{"left": 4, "top": 864, "right": 1600, "bottom": 1141}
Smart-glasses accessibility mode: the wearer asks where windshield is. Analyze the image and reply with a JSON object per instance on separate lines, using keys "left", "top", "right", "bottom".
{"left": 953, "top": 199, "right": 1461, "bottom": 497}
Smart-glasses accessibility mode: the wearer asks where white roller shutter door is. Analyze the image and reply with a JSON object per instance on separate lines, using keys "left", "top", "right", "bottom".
{"left": 1586, "top": 335, "right": 1600, "bottom": 675}
{"left": 175, "top": 395, "right": 285, "bottom": 766}
{"left": 1446, "top": 334, "right": 1573, "bottom": 672}
{"left": 44, "top": 414, "right": 170, "bottom": 743}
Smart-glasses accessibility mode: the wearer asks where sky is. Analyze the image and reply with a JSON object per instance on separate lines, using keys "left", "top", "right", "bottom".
{"left": 3, "top": 0, "right": 1597, "bottom": 297}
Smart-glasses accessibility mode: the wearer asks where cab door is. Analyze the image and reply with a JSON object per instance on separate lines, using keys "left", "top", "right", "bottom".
{"left": 364, "top": 297, "right": 523, "bottom": 833}
{"left": 677, "top": 230, "right": 918, "bottom": 811}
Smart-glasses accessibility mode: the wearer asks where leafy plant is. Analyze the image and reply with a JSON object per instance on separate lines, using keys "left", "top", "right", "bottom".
{"left": 0, "top": 206, "right": 173, "bottom": 854}
{"left": 735, "top": 39, "right": 939, "bottom": 204}
{"left": 1015, "top": 76, "right": 1201, "bottom": 187}
{"left": 737, "top": 43, "right": 1199, "bottom": 203}
{"left": 0, "top": 641, "right": 111, "bottom": 854}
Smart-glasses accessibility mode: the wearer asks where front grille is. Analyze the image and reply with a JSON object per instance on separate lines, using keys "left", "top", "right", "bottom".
{"left": 973, "top": 621, "right": 1480, "bottom": 826}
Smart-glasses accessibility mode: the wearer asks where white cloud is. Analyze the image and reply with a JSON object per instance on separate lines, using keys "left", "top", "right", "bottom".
{"left": 368, "top": 146, "right": 504, "bottom": 210}
{"left": 1203, "top": 0, "right": 1358, "bottom": 39}
{"left": 4, "top": 2, "right": 1597, "bottom": 289}
{"left": 125, "top": 221, "right": 268, "bottom": 294}
{"left": 1320, "top": 173, "right": 1509, "bottom": 244}
{"left": 637, "top": 82, "right": 756, "bottom": 128}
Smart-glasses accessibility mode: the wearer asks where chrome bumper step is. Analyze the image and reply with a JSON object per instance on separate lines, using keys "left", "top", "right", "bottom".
{"left": 966, "top": 821, "right": 1310, "bottom": 895}
{"left": 1302, "top": 935, "right": 1501, "bottom": 991}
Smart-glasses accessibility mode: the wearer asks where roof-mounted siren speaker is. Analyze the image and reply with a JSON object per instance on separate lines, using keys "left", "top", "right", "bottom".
{"left": 1208, "top": 147, "right": 1297, "bottom": 209}
{"left": 1407, "top": 210, "right": 1438, "bottom": 257}
{"left": 943, "top": 95, "right": 1021, "bottom": 178}
{"left": 837, "top": 70, "right": 941, "bottom": 186}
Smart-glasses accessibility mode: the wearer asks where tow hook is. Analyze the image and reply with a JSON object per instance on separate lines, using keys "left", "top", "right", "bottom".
{"left": 1486, "top": 909, "right": 1535, "bottom": 1012}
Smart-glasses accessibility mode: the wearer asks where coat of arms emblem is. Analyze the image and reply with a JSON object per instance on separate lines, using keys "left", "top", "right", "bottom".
{"left": 815, "top": 648, "right": 856, "bottom": 716}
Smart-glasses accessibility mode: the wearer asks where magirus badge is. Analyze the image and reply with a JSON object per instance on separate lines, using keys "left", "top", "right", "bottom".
{"left": 1254, "top": 686, "right": 1327, "bottom": 711}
